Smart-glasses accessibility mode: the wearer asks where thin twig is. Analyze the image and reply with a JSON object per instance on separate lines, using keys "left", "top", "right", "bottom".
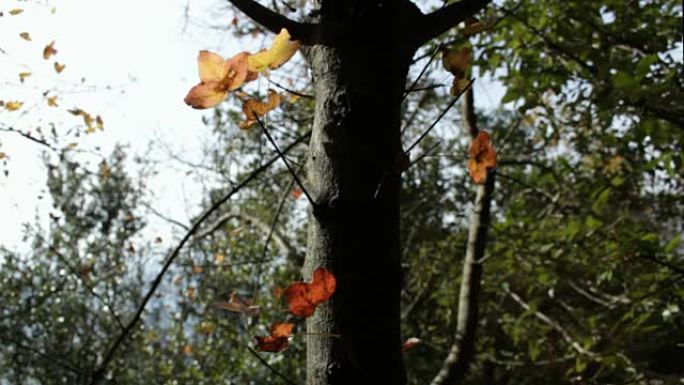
{"left": 246, "top": 346, "right": 300, "bottom": 385}
{"left": 405, "top": 79, "right": 473, "bottom": 154}
{"left": 253, "top": 176, "right": 297, "bottom": 299}
{"left": 0, "top": 335, "right": 82, "bottom": 375}
{"left": 89, "top": 131, "right": 311, "bottom": 385}
{"left": 253, "top": 114, "right": 316, "bottom": 207}
{"left": 403, "top": 46, "right": 442, "bottom": 101}
{"left": 266, "top": 78, "right": 313, "bottom": 99}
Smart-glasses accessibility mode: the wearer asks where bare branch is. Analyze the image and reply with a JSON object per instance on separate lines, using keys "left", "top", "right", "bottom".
{"left": 504, "top": 287, "right": 598, "bottom": 358}
{"left": 227, "top": 0, "right": 316, "bottom": 43}
{"left": 431, "top": 87, "right": 495, "bottom": 385}
{"left": 89, "top": 131, "right": 311, "bottom": 385}
{"left": 415, "top": 0, "right": 492, "bottom": 46}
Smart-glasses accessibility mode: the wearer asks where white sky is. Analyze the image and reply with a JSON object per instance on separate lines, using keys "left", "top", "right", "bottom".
{"left": 0, "top": 0, "right": 506, "bottom": 250}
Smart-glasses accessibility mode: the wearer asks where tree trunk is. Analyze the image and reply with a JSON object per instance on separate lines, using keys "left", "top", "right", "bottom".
{"left": 303, "top": 2, "right": 417, "bottom": 384}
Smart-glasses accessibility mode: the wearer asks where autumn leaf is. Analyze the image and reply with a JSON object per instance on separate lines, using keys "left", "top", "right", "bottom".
{"left": 9, "top": 9, "right": 24, "bottom": 16}
{"left": 248, "top": 28, "right": 300, "bottom": 73}
{"left": 54, "top": 62, "right": 66, "bottom": 73}
{"left": 182, "top": 344, "right": 193, "bottom": 356}
{"left": 47, "top": 96, "right": 58, "bottom": 107}
{"left": 18, "top": 72, "right": 31, "bottom": 83}
{"left": 96, "top": 115, "right": 104, "bottom": 130}
{"left": 215, "top": 292, "right": 260, "bottom": 316}
{"left": 462, "top": 17, "right": 485, "bottom": 36}
{"left": 19, "top": 32, "right": 31, "bottom": 41}
{"left": 191, "top": 265, "right": 204, "bottom": 274}
{"left": 283, "top": 267, "right": 336, "bottom": 318}
{"left": 442, "top": 46, "right": 472, "bottom": 95}
{"left": 43, "top": 41, "right": 57, "bottom": 60}
{"left": 402, "top": 337, "right": 421, "bottom": 353}
{"left": 467, "top": 131, "right": 497, "bottom": 184}
{"left": 184, "top": 51, "right": 249, "bottom": 109}
{"left": 239, "top": 89, "right": 281, "bottom": 129}
{"left": 68, "top": 108, "right": 97, "bottom": 132}
{"left": 4, "top": 101, "right": 23, "bottom": 111}
{"left": 255, "top": 322, "right": 295, "bottom": 353}
{"left": 291, "top": 189, "right": 302, "bottom": 200}
{"left": 214, "top": 253, "right": 225, "bottom": 264}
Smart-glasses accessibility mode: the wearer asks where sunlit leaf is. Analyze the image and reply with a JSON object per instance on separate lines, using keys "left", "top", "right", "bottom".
{"left": 4, "top": 101, "right": 23, "bottom": 111}
{"left": 467, "top": 131, "right": 497, "bottom": 184}
{"left": 402, "top": 337, "right": 421, "bottom": 353}
{"left": 248, "top": 28, "right": 300, "bottom": 73}
{"left": 184, "top": 51, "right": 249, "bottom": 109}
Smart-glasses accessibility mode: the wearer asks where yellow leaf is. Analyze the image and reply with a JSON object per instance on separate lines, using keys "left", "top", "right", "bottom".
{"left": 54, "top": 62, "right": 65, "bottom": 73}
{"left": 9, "top": 9, "right": 24, "bottom": 16}
{"left": 214, "top": 253, "right": 225, "bottom": 264}
{"left": 47, "top": 96, "right": 58, "bottom": 107}
{"left": 43, "top": 41, "right": 57, "bottom": 60}
{"left": 19, "top": 32, "right": 31, "bottom": 41}
{"left": 240, "top": 90, "right": 281, "bottom": 129}
{"left": 4, "top": 101, "right": 23, "bottom": 111}
{"left": 247, "top": 28, "right": 300, "bottom": 73}
{"left": 18, "top": 72, "right": 31, "bottom": 83}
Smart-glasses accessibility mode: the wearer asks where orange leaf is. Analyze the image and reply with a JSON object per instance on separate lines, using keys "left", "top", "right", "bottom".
{"left": 239, "top": 89, "right": 281, "bottom": 129}
{"left": 291, "top": 189, "right": 302, "bottom": 200}
{"left": 54, "top": 62, "right": 66, "bottom": 73}
{"left": 43, "top": 41, "right": 57, "bottom": 60}
{"left": 184, "top": 51, "right": 249, "bottom": 109}
{"left": 255, "top": 322, "right": 294, "bottom": 352}
{"left": 402, "top": 337, "right": 421, "bottom": 353}
{"left": 283, "top": 267, "right": 336, "bottom": 318}
{"left": 467, "top": 131, "right": 497, "bottom": 184}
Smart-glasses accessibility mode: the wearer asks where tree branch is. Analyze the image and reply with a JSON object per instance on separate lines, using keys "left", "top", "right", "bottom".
{"left": 89, "top": 131, "right": 311, "bottom": 385}
{"left": 227, "top": 0, "right": 316, "bottom": 43}
{"left": 431, "top": 87, "right": 495, "bottom": 385}
{"left": 415, "top": 0, "right": 492, "bottom": 46}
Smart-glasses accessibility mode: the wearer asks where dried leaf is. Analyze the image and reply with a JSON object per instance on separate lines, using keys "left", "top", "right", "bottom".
{"left": 184, "top": 51, "right": 249, "bottom": 109}
{"left": 43, "top": 41, "right": 57, "bottom": 60}
{"left": 9, "top": 9, "right": 24, "bottom": 16}
{"left": 47, "top": 96, "right": 58, "bottom": 107}
{"left": 4, "top": 101, "right": 23, "bottom": 111}
{"left": 283, "top": 267, "right": 336, "bottom": 318}
{"left": 18, "top": 72, "right": 31, "bottom": 83}
{"left": 467, "top": 131, "right": 497, "bottom": 184}
{"left": 442, "top": 46, "right": 471, "bottom": 76}
{"left": 19, "top": 32, "right": 31, "bottom": 41}
{"left": 54, "top": 62, "right": 66, "bottom": 73}
{"left": 255, "top": 322, "right": 295, "bottom": 352}
{"left": 240, "top": 90, "right": 281, "bottom": 129}
{"left": 215, "top": 292, "right": 260, "bottom": 316}
{"left": 248, "top": 28, "right": 300, "bottom": 73}
{"left": 291, "top": 189, "right": 302, "bottom": 200}
{"left": 402, "top": 337, "right": 421, "bottom": 353}
{"left": 462, "top": 17, "right": 485, "bottom": 36}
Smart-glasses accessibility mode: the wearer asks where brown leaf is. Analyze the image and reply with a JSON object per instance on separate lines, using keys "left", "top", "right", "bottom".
{"left": 43, "top": 41, "right": 57, "bottom": 60}
{"left": 255, "top": 322, "right": 295, "bottom": 352}
{"left": 54, "top": 62, "right": 66, "bottom": 73}
{"left": 19, "top": 32, "right": 31, "bottom": 41}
